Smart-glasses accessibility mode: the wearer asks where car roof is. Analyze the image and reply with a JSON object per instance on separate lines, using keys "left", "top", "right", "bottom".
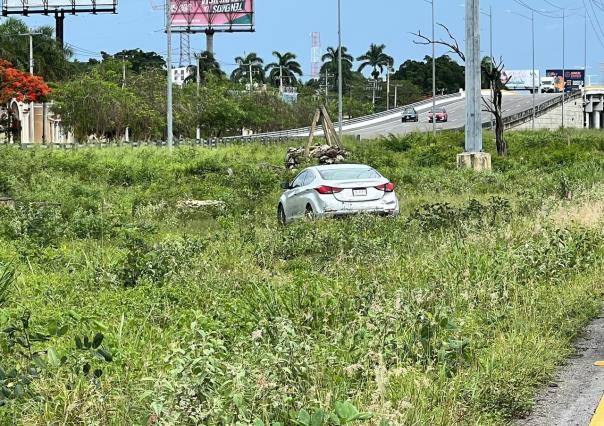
{"left": 309, "top": 164, "right": 374, "bottom": 171}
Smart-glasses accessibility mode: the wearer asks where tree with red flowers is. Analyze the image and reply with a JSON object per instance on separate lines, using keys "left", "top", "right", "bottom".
{"left": 0, "top": 59, "right": 51, "bottom": 104}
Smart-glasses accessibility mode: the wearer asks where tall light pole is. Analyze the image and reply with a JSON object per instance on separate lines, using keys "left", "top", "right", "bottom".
{"left": 166, "top": 0, "right": 174, "bottom": 150}
{"left": 196, "top": 54, "right": 202, "bottom": 142}
{"left": 17, "top": 32, "right": 41, "bottom": 145}
{"left": 337, "top": 0, "right": 343, "bottom": 139}
{"left": 507, "top": 9, "right": 536, "bottom": 130}
{"left": 424, "top": 0, "right": 436, "bottom": 136}
{"left": 465, "top": 0, "right": 482, "bottom": 153}
{"left": 562, "top": 7, "right": 565, "bottom": 129}
{"left": 15, "top": 32, "right": 42, "bottom": 75}
{"left": 480, "top": 7, "right": 493, "bottom": 130}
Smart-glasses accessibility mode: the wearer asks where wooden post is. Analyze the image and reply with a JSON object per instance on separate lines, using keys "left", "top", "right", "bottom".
{"left": 320, "top": 105, "right": 342, "bottom": 148}
{"left": 306, "top": 108, "right": 321, "bottom": 156}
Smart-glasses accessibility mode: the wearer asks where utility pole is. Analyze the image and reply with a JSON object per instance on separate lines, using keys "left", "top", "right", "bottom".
{"left": 28, "top": 34, "right": 34, "bottom": 75}
{"left": 337, "top": 0, "right": 343, "bottom": 138}
{"left": 464, "top": 0, "right": 482, "bottom": 153}
{"left": 166, "top": 0, "right": 173, "bottom": 150}
{"left": 16, "top": 32, "right": 41, "bottom": 75}
{"left": 196, "top": 54, "right": 201, "bottom": 142}
{"left": 481, "top": 7, "right": 494, "bottom": 130}
{"left": 17, "top": 31, "right": 41, "bottom": 145}
{"left": 561, "top": 8, "right": 566, "bottom": 128}
{"left": 386, "top": 67, "right": 391, "bottom": 110}
{"left": 372, "top": 80, "right": 377, "bottom": 109}
{"left": 532, "top": 10, "right": 535, "bottom": 131}
{"left": 431, "top": 0, "right": 436, "bottom": 136}
{"left": 238, "top": 60, "right": 255, "bottom": 92}
{"left": 325, "top": 69, "right": 329, "bottom": 99}
{"left": 489, "top": 6, "right": 494, "bottom": 131}
{"left": 394, "top": 85, "right": 398, "bottom": 108}
{"left": 279, "top": 65, "right": 284, "bottom": 93}
{"left": 507, "top": 9, "right": 535, "bottom": 130}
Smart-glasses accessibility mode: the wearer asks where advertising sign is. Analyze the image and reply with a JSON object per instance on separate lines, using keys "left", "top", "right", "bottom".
{"left": 501, "top": 70, "right": 540, "bottom": 90}
{"left": 2, "top": 0, "right": 116, "bottom": 13}
{"left": 545, "top": 69, "right": 585, "bottom": 92}
{"left": 170, "top": 0, "right": 254, "bottom": 32}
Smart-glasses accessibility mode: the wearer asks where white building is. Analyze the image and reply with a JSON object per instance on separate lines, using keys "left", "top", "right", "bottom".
{"left": 172, "top": 67, "right": 193, "bottom": 86}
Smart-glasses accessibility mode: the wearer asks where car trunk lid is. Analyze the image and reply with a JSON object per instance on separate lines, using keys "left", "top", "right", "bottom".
{"left": 327, "top": 179, "right": 388, "bottom": 202}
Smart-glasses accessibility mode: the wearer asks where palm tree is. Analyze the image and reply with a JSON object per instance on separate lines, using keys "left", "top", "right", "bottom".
{"left": 264, "top": 51, "right": 303, "bottom": 87}
{"left": 357, "top": 44, "right": 394, "bottom": 80}
{"left": 230, "top": 52, "right": 265, "bottom": 85}
{"left": 185, "top": 51, "right": 224, "bottom": 85}
{"left": 320, "top": 46, "right": 354, "bottom": 90}
{"left": 0, "top": 17, "right": 72, "bottom": 81}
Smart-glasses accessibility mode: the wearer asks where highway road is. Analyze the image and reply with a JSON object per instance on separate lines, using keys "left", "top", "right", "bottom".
{"left": 344, "top": 93, "right": 561, "bottom": 139}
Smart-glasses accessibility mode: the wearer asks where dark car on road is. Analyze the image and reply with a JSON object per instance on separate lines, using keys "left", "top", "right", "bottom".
{"left": 428, "top": 107, "right": 448, "bottom": 123}
{"left": 401, "top": 108, "right": 418, "bottom": 123}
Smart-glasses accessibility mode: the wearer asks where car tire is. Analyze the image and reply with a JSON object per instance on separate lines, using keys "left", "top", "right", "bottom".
{"left": 305, "top": 204, "right": 315, "bottom": 220}
{"left": 278, "top": 204, "right": 287, "bottom": 226}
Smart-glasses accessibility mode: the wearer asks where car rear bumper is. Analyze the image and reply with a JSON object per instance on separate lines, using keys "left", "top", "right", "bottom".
{"left": 320, "top": 198, "right": 400, "bottom": 217}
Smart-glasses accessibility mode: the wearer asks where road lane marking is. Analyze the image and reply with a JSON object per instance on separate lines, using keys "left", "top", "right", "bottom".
{"left": 590, "top": 396, "right": 604, "bottom": 426}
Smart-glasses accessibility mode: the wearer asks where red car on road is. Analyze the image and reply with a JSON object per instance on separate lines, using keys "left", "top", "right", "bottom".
{"left": 428, "top": 107, "right": 448, "bottom": 123}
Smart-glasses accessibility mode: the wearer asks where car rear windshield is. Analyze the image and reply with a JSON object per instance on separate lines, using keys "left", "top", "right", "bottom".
{"left": 403, "top": 109, "right": 415, "bottom": 114}
{"left": 318, "top": 168, "right": 381, "bottom": 181}
{"left": 430, "top": 108, "right": 445, "bottom": 113}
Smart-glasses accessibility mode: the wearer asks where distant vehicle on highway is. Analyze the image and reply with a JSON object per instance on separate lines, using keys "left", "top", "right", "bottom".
{"left": 277, "top": 164, "right": 399, "bottom": 224}
{"left": 540, "top": 76, "right": 556, "bottom": 93}
{"left": 428, "top": 107, "right": 448, "bottom": 123}
{"left": 401, "top": 107, "right": 418, "bottom": 123}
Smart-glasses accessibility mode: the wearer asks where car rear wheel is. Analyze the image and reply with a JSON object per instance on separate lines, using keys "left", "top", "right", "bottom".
{"left": 305, "top": 204, "right": 315, "bottom": 220}
{"left": 277, "top": 204, "right": 287, "bottom": 225}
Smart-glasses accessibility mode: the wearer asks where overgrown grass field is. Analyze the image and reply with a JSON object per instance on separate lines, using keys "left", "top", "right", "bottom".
{"left": 0, "top": 130, "right": 603, "bottom": 425}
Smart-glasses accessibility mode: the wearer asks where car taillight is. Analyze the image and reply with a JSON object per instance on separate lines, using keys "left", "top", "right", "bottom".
{"left": 315, "top": 185, "right": 344, "bottom": 194}
{"left": 375, "top": 182, "right": 395, "bottom": 192}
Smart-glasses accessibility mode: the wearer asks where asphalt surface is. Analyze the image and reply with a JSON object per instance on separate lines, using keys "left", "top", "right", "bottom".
{"left": 346, "top": 93, "right": 561, "bottom": 139}
{"left": 516, "top": 311, "right": 604, "bottom": 426}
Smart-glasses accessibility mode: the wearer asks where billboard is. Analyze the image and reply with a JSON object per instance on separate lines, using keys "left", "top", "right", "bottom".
{"left": 545, "top": 69, "right": 585, "bottom": 92}
{"left": 2, "top": 0, "right": 116, "bottom": 14}
{"left": 170, "top": 0, "right": 254, "bottom": 32}
{"left": 502, "top": 70, "right": 540, "bottom": 90}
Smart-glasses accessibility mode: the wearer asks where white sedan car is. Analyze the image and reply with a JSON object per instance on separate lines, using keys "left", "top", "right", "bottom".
{"left": 277, "top": 164, "right": 399, "bottom": 224}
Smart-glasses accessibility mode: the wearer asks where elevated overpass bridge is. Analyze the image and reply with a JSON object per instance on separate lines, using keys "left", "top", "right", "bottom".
{"left": 223, "top": 90, "right": 583, "bottom": 144}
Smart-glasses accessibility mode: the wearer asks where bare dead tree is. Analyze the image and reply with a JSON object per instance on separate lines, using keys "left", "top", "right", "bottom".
{"left": 482, "top": 58, "right": 511, "bottom": 155}
{"left": 412, "top": 23, "right": 510, "bottom": 156}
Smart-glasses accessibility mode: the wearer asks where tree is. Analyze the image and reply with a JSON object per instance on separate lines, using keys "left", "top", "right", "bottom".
{"left": 394, "top": 55, "right": 464, "bottom": 95}
{"left": 230, "top": 53, "right": 265, "bottom": 84}
{"left": 320, "top": 46, "right": 354, "bottom": 91}
{"left": 265, "top": 51, "right": 303, "bottom": 87}
{"left": 0, "top": 18, "right": 72, "bottom": 82}
{"left": 356, "top": 44, "right": 394, "bottom": 80}
{"left": 413, "top": 23, "right": 510, "bottom": 156}
{"left": 175, "top": 76, "right": 245, "bottom": 138}
{"left": 52, "top": 67, "right": 163, "bottom": 141}
{"left": 185, "top": 51, "right": 224, "bottom": 85}
{"left": 0, "top": 60, "right": 51, "bottom": 104}
{"left": 102, "top": 49, "right": 166, "bottom": 73}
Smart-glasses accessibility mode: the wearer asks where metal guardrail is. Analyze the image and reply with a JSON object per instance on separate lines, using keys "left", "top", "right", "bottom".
{"left": 220, "top": 92, "right": 463, "bottom": 141}
{"left": 503, "top": 91, "right": 582, "bottom": 129}
{"left": 450, "top": 92, "right": 583, "bottom": 132}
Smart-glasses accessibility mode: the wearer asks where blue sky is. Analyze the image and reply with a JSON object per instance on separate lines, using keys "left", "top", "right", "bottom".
{"left": 3, "top": 0, "right": 602, "bottom": 82}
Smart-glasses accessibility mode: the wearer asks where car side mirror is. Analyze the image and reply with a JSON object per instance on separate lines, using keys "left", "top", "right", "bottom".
{"left": 281, "top": 181, "right": 291, "bottom": 190}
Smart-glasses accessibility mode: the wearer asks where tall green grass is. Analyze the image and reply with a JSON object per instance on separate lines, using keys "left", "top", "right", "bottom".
{"left": 0, "top": 130, "right": 603, "bottom": 425}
